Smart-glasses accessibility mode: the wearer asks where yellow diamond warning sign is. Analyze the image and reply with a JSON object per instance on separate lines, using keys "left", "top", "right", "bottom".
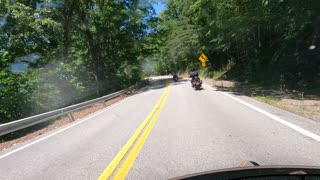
{"left": 198, "top": 53, "right": 208, "bottom": 67}
{"left": 198, "top": 53, "right": 208, "bottom": 63}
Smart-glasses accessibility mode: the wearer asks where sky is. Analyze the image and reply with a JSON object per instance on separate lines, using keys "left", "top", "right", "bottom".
{"left": 153, "top": 2, "right": 166, "bottom": 15}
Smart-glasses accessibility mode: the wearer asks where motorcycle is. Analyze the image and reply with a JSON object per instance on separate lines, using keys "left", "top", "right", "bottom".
{"left": 192, "top": 76, "right": 202, "bottom": 90}
{"left": 173, "top": 74, "right": 179, "bottom": 82}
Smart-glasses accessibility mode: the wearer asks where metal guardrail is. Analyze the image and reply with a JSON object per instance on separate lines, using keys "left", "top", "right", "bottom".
{"left": 0, "top": 80, "right": 149, "bottom": 136}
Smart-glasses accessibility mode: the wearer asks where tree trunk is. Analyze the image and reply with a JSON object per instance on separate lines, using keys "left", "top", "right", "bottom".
{"left": 85, "top": 29, "right": 102, "bottom": 96}
{"left": 258, "top": 25, "right": 261, "bottom": 48}
{"left": 62, "top": 0, "right": 73, "bottom": 62}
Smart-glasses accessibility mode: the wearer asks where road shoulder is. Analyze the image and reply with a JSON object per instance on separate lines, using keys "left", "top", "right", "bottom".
{"left": 202, "top": 81, "right": 320, "bottom": 137}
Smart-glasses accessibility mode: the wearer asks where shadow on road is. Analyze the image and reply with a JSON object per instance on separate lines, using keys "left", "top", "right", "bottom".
{"left": 196, "top": 87, "right": 205, "bottom": 91}
{"left": 205, "top": 78, "right": 319, "bottom": 100}
{"left": 171, "top": 78, "right": 190, "bottom": 86}
{"left": 133, "top": 77, "right": 207, "bottom": 97}
{"left": 134, "top": 77, "right": 190, "bottom": 95}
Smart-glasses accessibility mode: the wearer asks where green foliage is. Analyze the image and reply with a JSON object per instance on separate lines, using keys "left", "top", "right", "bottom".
{"left": 148, "top": 0, "right": 320, "bottom": 91}
{"left": 253, "top": 96, "right": 280, "bottom": 106}
{"left": 1, "top": 0, "right": 320, "bottom": 123}
{"left": 0, "top": 0, "right": 156, "bottom": 123}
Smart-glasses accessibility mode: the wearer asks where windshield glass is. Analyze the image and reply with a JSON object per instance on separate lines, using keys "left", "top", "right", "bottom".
{"left": 0, "top": 0, "right": 320, "bottom": 179}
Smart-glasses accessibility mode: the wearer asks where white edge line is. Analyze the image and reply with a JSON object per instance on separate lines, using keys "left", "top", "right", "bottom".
{"left": 0, "top": 95, "right": 135, "bottom": 159}
{"left": 219, "top": 91, "right": 320, "bottom": 142}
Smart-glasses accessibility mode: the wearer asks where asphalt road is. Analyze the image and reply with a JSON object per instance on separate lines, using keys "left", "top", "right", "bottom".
{"left": 1, "top": 76, "right": 320, "bottom": 180}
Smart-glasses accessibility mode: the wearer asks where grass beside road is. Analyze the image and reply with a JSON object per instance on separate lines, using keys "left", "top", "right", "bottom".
{"left": 198, "top": 60, "right": 235, "bottom": 80}
{"left": 252, "top": 96, "right": 303, "bottom": 117}
{"left": 252, "top": 96, "right": 320, "bottom": 120}
{"left": 253, "top": 96, "right": 280, "bottom": 106}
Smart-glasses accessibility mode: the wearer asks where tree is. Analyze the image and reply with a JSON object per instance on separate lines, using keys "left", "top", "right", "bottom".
{"left": 150, "top": 0, "right": 320, "bottom": 89}
{"left": 0, "top": 0, "right": 156, "bottom": 123}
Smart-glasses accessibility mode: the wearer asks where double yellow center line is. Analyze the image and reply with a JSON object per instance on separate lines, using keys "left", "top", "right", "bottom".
{"left": 98, "top": 82, "right": 171, "bottom": 180}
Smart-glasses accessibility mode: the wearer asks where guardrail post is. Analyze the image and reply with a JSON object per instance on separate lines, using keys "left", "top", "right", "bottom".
{"left": 68, "top": 113, "right": 75, "bottom": 121}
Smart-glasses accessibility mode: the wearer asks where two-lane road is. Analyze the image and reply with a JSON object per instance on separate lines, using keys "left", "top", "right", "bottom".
{"left": 1, "top": 76, "right": 320, "bottom": 179}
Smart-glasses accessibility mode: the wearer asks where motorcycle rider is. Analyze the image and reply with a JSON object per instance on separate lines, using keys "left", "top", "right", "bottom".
{"left": 173, "top": 71, "right": 178, "bottom": 81}
{"left": 189, "top": 68, "right": 199, "bottom": 87}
